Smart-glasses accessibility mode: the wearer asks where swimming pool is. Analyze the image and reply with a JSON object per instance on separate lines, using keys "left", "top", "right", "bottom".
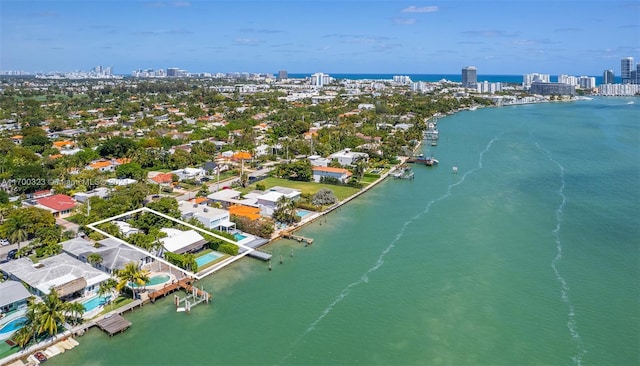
{"left": 233, "top": 232, "right": 247, "bottom": 241}
{"left": 195, "top": 252, "right": 223, "bottom": 267}
{"left": 0, "top": 317, "right": 26, "bottom": 334}
{"left": 82, "top": 295, "right": 110, "bottom": 312}
{"left": 296, "top": 209, "right": 311, "bottom": 217}
{"left": 131, "top": 274, "right": 171, "bottom": 288}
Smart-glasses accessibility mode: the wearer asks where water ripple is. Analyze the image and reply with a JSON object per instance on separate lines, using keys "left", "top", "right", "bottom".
{"left": 278, "top": 136, "right": 501, "bottom": 364}
{"left": 535, "top": 141, "right": 586, "bottom": 366}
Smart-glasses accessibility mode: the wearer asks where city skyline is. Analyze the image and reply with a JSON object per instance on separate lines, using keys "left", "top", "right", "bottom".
{"left": 1, "top": 1, "right": 639, "bottom": 75}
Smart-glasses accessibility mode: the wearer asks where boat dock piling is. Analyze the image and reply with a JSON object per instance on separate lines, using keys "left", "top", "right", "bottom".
{"left": 282, "top": 231, "right": 314, "bottom": 244}
{"left": 175, "top": 285, "right": 211, "bottom": 314}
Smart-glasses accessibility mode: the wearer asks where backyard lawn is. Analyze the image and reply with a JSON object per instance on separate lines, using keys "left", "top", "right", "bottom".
{"left": 242, "top": 177, "right": 360, "bottom": 201}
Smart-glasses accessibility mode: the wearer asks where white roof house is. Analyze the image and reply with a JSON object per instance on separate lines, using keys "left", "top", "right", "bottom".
{"left": 171, "top": 167, "right": 205, "bottom": 181}
{"left": 329, "top": 148, "right": 369, "bottom": 166}
{"left": 112, "top": 221, "right": 141, "bottom": 237}
{"left": 0, "top": 280, "right": 31, "bottom": 313}
{"left": 0, "top": 254, "right": 111, "bottom": 298}
{"left": 160, "top": 228, "right": 208, "bottom": 254}
{"left": 178, "top": 201, "right": 235, "bottom": 231}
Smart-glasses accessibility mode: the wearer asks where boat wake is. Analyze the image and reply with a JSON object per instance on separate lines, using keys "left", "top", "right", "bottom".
{"left": 535, "top": 141, "right": 586, "bottom": 366}
{"left": 278, "top": 136, "right": 501, "bottom": 364}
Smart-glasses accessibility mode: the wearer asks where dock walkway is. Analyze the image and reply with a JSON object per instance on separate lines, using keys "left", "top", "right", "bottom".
{"left": 95, "top": 314, "right": 132, "bottom": 336}
{"left": 148, "top": 277, "right": 194, "bottom": 302}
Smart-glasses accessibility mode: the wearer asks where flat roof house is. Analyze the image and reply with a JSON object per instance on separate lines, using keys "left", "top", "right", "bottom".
{"left": 178, "top": 201, "right": 235, "bottom": 232}
{"left": 329, "top": 148, "right": 368, "bottom": 166}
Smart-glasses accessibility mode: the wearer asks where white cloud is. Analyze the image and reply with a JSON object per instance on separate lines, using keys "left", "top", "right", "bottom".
{"left": 393, "top": 18, "right": 416, "bottom": 25}
{"left": 402, "top": 6, "right": 438, "bottom": 13}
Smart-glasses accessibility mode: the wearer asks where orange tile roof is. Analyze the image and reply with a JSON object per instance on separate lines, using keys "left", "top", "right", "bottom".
{"left": 188, "top": 197, "right": 208, "bottom": 204}
{"left": 90, "top": 161, "right": 113, "bottom": 169}
{"left": 228, "top": 204, "right": 261, "bottom": 221}
{"left": 312, "top": 166, "right": 351, "bottom": 174}
{"left": 53, "top": 140, "right": 74, "bottom": 148}
{"left": 11, "top": 135, "right": 23, "bottom": 139}
{"left": 49, "top": 154, "right": 63, "bottom": 159}
{"left": 232, "top": 151, "right": 252, "bottom": 160}
{"left": 114, "top": 158, "right": 131, "bottom": 165}
{"left": 151, "top": 173, "right": 173, "bottom": 184}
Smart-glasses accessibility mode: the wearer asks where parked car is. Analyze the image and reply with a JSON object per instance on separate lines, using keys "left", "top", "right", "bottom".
{"left": 7, "top": 249, "right": 17, "bottom": 260}
{"left": 0, "top": 238, "right": 9, "bottom": 246}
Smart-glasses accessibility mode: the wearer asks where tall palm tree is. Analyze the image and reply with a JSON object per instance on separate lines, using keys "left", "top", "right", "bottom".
{"left": 12, "top": 300, "right": 38, "bottom": 349}
{"left": 3, "top": 213, "right": 29, "bottom": 249}
{"left": 35, "top": 290, "right": 73, "bottom": 339}
{"left": 115, "top": 262, "right": 150, "bottom": 301}
{"left": 66, "top": 301, "right": 86, "bottom": 326}
{"left": 98, "top": 278, "right": 118, "bottom": 311}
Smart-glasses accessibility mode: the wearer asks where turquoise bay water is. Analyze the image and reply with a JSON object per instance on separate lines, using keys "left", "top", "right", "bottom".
{"left": 49, "top": 97, "right": 639, "bottom": 366}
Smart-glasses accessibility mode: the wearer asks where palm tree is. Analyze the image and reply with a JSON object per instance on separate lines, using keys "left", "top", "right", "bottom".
{"left": 12, "top": 300, "right": 38, "bottom": 349}
{"left": 35, "top": 290, "right": 73, "bottom": 339}
{"left": 66, "top": 301, "right": 85, "bottom": 326}
{"left": 87, "top": 253, "right": 103, "bottom": 268}
{"left": 115, "top": 262, "right": 150, "bottom": 301}
{"left": 3, "top": 214, "right": 29, "bottom": 249}
{"left": 98, "top": 278, "right": 118, "bottom": 311}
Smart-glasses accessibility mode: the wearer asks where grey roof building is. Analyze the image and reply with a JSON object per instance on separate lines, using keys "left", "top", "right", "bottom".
{"left": 0, "top": 254, "right": 111, "bottom": 299}
{"left": 61, "top": 237, "right": 151, "bottom": 275}
{"left": 0, "top": 280, "right": 31, "bottom": 314}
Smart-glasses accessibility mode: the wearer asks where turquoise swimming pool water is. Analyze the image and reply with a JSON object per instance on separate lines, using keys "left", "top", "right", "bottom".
{"left": 0, "top": 317, "right": 26, "bottom": 334}
{"left": 233, "top": 232, "right": 247, "bottom": 241}
{"left": 195, "top": 252, "right": 223, "bottom": 267}
{"left": 82, "top": 296, "right": 110, "bottom": 312}
{"left": 296, "top": 209, "right": 311, "bottom": 217}
{"left": 131, "top": 274, "right": 171, "bottom": 288}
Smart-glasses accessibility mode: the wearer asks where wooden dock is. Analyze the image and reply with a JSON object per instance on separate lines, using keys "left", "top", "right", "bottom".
{"left": 95, "top": 314, "right": 131, "bottom": 336}
{"left": 148, "top": 277, "right": 194, "bottom": 302}
{"left": 282, "top": 231, "right": 314, "bottom": 244}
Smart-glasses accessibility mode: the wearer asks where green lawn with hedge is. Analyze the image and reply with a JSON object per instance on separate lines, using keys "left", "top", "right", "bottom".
{"left": 242, "top": 177, "right": 360, "bottom": 201}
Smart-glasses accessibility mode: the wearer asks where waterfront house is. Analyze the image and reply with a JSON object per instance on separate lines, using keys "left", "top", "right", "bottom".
{"left": 61, "top": 237, "right": 151, "bottom": 275}
{"left": 0, "top": 281, "right": 31, "bottom": 314}
{"left": 228, "top": 204, "right": 261, "bottom": 221}
{"left": 312, "top": 166, "right": 352, "bottom": 183}
{"left": 160, "top": 228, "right": 208, "bottom": 255}
{"left": 329, "top": 148, "right": 368, "bottom": 166}
{"left": 178, "top": 201, "right": 235, "bottom": 232}
{"left": 308, "top": 155, "right": 331, "bottom": 167}
{"left": 0, "top": 254, "right": 111, "bottom": 299}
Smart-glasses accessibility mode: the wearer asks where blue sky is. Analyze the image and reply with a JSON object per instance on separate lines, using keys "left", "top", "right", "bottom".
{"left": 2, "top": 0, "right": 639, "bottom": 75}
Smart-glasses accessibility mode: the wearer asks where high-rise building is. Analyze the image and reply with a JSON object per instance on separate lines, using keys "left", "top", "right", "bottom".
{"left": 461, "top": 66, "right": 477, "bottom": 88}
{"left": 621, "top": 57, "right": 634, "bottom": 84}
{"left": 603, "top": 69, "right": 615, "bottom": 84}
{"left": 278, "top": 70, "right": 288, "bottom": 80}
{"left": 310, "top": 72, "right": 332, "bottom": 87}
{"left": 167, "top": 67, "right": 179, "bottom": 77}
